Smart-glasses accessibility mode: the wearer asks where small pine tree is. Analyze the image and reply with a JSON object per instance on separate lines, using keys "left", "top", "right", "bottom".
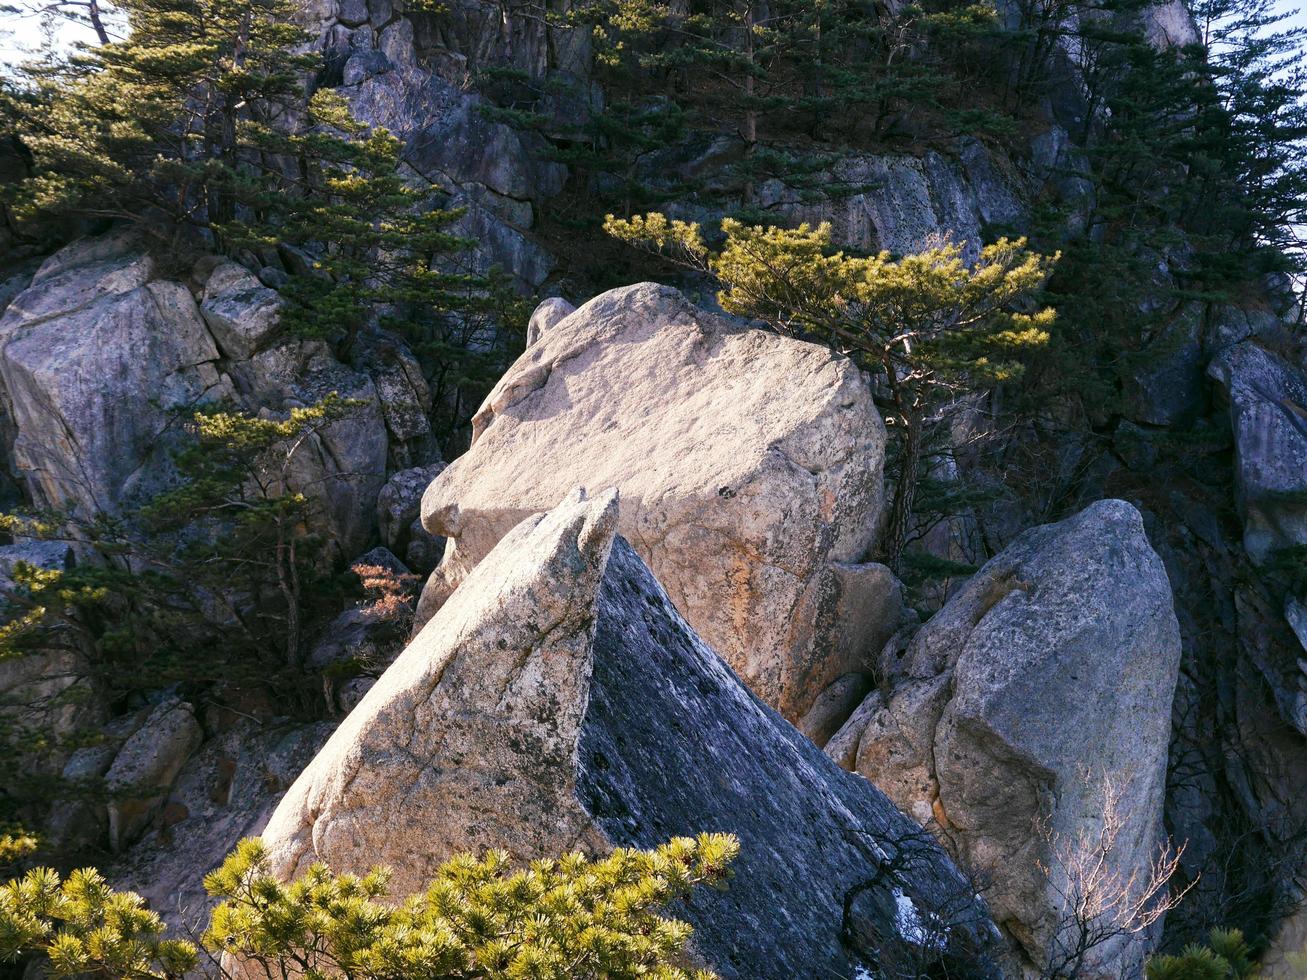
{"left": 605, "top": 213, "right": 1056, "bottom": 570}
{"left": 0, "top": 866, "right": 197, "bottom": 978}
{"left": 1146, "top": 928, "right": 1259, "bottom": 980}
{"left": 0, "top": 834, "right": 740, "bottom": 979}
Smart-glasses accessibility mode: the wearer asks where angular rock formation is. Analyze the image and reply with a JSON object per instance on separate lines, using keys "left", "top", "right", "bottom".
{"left": 829, "top": 499, "right": 1182, "bottom": 978}
{"left": 0, "top": 231, "right": 434, "bottom": 556}
{"left": 1208, "top": 340, "right": 1307, "bottom": 563}
{"left": 198, "top": 259, "right": 284, "bottom": 360}
{"left": 257, "top": 490, "right": 997, "bottom": 979}
{"left": 0, "top": 229, "right": 229, "bottom": 516}
{"left": 416, "top": 283, "right": 899, "bottom": 724}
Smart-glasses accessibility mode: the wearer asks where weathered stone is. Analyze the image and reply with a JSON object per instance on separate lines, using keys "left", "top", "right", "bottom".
{"left": 377, "top": 462, "right": 446, "bottom": 554}
{"left": 1208, "top": 341, "right": 1307, "bottom": 563}
{"left": 830, "top": 499, "right": 1182, "bottom": 978}
{"left": 255, "top": 490, "right": 997, "bottom": 978}
{"left": 1286, "top": 596, "right": 1307, "bottom": 656}
{"left": 0, "top": 232, "right": 431, "bottom": 561}
{"left": 1139, "top": 0, "right": 1200, "bottom": 48}
{"left": 796, "top": 671, "right": 874, "bottom": 748}
{"left": 0, "top": 237, "right": 229, "bottom": 517}
{"left": 762, "top": 142, "right": 1023, "bottom": 260}
{"left": 417, "top": 282, "right": 891, "bottom": 722}
{"left": 346, "top": 65, "right": 565, "bottom": 202}
{"left": 198, "top": 259, "right": 283, "bottom": 360}
{"left": 0, "top": 260, "right": 38, "bottom": 318}
{"left": 447, "top": 193, "right": 555, "bottom": 292}
{"left": 110, "top": 720, "right": 333, "bottom": 924}
{"left": 236, "top": 339, "right": 389, "bottom": 557}
{"left": 105, "top": 698, "right": 204, "bottom": 851}
{"left": 359, "top": 338, "right": 435, "bottom": 466}
{"left": 525, "top": 295, "right": 574, "bottom": 345}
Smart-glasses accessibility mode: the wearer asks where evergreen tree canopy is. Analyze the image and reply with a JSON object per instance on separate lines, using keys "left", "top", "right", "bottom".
{"left": 0, "top": 834, "right": 740, "bottom": 979}
{"left": 604, "top": 212, "right": 1056, "bottom": 568}
{"left": 1, "top": 0, "right": 522, "bottom": 436}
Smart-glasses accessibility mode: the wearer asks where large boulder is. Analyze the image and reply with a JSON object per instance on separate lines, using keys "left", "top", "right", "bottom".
{"left": 828, "top": 499, "right": 1182, "bottom": 978}
{"left": 199, "top": 259, "right": 284, "bottom": 360}
{"left": 255, "top": 489, "right": 998, "bottom": 979}
{"left": 1208, "top": 340, "right": 1307, "bottom": 563}
{"left": 416, "top": 282, "right": 897, "bottom": 723}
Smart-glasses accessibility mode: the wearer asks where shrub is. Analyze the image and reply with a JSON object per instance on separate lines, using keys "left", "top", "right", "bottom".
{"left": 0, "top": 833, "right": 740, "bottom": 979}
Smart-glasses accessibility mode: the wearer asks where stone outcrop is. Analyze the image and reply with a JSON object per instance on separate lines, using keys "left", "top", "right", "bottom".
{"left": 326, "top": 9, "right": 567, "bottom": 295}
{"left": 198, "top": 259, "right": 284, "bottom": 360}
{"left": 1208, "top": 340, "right": 1307, "bottom": 563}
{"left": 105, "top": 698, "right": 204, "bottom": 851}
{"left": 110, "top": 718, "right": 333, "bottom": 922}
{"left": 829, "top": 499, "right": 1182, "bottom": 978}
{"left": 414, "top": 282, "right": 899, "bottom": 723}
{"left": 0, "top": 231, "right": 437, "bottom": 557}
{"left": 256, "top": 489, "right": 997, "bottom": 979}
{"left": 376, "top": 462, "right": 446, "bottom": 572}
{"left": 0, "top": 229, "right": 230, "bottom": 516}
{"left": 762, "top": 139, "right": 1025, "bottom": 262}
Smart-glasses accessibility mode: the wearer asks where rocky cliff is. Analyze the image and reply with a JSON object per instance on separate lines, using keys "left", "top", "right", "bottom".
{"left": 2, "top": 0, "right": 1307, "bottom": 974}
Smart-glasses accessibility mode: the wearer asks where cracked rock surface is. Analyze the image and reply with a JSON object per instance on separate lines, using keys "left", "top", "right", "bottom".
{"left": 256, "top": 488, "right": 997, "bottom": 979}
{"left": 828, "top": 499, "right": 1182, "bottom": 979}
{"left": 416, "top": 282, "right": 899, "bottom": 723}
{"left": 0, "top": 231, "right": 429, "bottom": 555}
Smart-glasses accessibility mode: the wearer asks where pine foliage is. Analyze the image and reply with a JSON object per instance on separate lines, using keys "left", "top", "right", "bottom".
{"left": 605, "top": 213, "right": 1056, "bottom": 567}
{"left": 0, "top": 834, "right": 740, "bottom": 979}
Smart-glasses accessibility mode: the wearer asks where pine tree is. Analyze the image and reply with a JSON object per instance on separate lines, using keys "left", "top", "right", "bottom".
{"left": 0, "top": 834, "right": 740, "bottom": 979}
{"left": 1, "top": 0, "right": 517, "bottom": 441}
{"left": 605, "top": 213, "right": 1056, "bottom": 569}
{"left": 1145, "top": 928, "right": 1259, "bottom": 980}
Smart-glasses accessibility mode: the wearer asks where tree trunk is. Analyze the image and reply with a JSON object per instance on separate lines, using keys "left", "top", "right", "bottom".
{"left": 87, "top": 0, "right": 110, "bottom": 45}
{"left": 742, "top": 0, "right": 757, "bottom": 205}
{"left": 881, "top": 413, "right": 922, "bottom": 574}
{"left": 276, "top": 522, "right": 301, "bottom": 667}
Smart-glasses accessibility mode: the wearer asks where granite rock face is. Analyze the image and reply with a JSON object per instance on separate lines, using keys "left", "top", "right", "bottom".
{"left": 109, "top": 719, "right": 333, "bottom": 923}
{"left": 415, "top": 282, "right": 898, "bottom": 723}
{"left": 0, "top": 232, "right": 435, "bottom": 558}
{"left": 376, "top": 462, "right": 447, "bottom": 570}
{"left": 1208, "top": 340, "right": 1307, "bottom": 563}
{"left": 830, "top": 499, "right": 1182, "bottom": 978}
{"left": 105, "top": 698, "right": 204, "bottom": 851}
{"left": 255, "top": 489, "right": 998, "bottom": 979}
{"left": 761, "top": 139, "right": 1025, "bottom": 262}
{"left": 0, "top": 230, "right": 229, "bottom": 517}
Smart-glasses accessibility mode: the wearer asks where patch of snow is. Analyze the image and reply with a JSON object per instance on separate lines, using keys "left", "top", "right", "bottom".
{"left": 893, "top": 888, "right": 947, "bottom": 950}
